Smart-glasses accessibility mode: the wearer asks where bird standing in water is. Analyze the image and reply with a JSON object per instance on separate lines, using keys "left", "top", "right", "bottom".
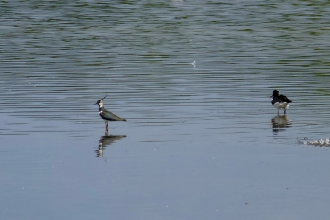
{"left": 270, "top": 90, "right": 292, "bottom": 114}
{"left": 95, "top": 95, "right": 126, "bottom": 132}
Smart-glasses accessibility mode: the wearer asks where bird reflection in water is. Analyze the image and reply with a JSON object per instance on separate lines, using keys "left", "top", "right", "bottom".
{"left": 271, "top": 114, "right": 291, "bottom": 133}
{"left": 96, "top": 132, "right": 126, "bottom": 157}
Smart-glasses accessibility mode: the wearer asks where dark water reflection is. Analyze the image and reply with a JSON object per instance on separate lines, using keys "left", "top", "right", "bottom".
{"left": 271, "top": 115, "right": 291, "bottom": 134}
{"left": 2, "top": 1, "right": 330, "bottom": 220}
{"left": 96, "top": 133, "right": 127, "bottom": 157}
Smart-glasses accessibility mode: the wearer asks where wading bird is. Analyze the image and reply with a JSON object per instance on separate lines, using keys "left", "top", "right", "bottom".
{"left": 270, "top": 90, "right": 292, "bottom": 115}
{"left": 95, "top": 95, "right": 126, "bottom": 132}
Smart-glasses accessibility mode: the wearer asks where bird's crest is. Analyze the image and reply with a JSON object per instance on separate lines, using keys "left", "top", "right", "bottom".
{"left": 95, "top": 94, "right": 108, "bottom": 106}
{"left": 102, "top": 95, "right": 108, "bottom": 100}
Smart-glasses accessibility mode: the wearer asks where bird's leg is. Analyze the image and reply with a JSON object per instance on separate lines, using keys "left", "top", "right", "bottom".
{"left": 106, "top": 121, "right": 108, "bottom": 132}
{"left": 284, "top": 109, "right": 286, "bottom": 114}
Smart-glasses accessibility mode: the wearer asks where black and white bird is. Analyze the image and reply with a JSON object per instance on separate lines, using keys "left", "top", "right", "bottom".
{"left": 95, "top": 95, "right": 126, "bottom": 132}
{"left": 270, "top": 90, "right": 292, "bottom": 114}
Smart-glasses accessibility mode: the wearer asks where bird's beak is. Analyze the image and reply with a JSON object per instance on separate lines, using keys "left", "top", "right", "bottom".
{"left": 270, "top": 95, "right": 273, "bottom": 98}
{"left": 94, "top": 102, "right": 98, "bottom": 105}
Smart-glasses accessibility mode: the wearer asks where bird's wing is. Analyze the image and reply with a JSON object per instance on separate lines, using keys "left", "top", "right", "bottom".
{"left": 279, "top": 94, "right": 292, "bottom": 103}
{"left": 100, "top": 108, "right": 126, "bottom": 121}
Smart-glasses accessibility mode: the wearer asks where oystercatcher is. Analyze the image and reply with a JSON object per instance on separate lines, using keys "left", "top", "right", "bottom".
{"left": 270, "top": 90, "right": 292, "bottom": 114}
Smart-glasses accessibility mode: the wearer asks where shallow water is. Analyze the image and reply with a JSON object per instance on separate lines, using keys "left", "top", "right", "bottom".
{"left": 1, "top": 1, "right": 330, "bottom": 219}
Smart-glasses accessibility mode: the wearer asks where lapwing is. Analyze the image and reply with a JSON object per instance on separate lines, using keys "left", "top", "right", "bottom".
{"left": 270, "top": 90, "right": 292, "bottom": 114}
{"left": 95, "top": 95, "right": 126, "bottom": 132}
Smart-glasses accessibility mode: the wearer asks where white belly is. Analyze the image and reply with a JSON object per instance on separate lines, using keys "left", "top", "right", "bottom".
{"left": 273, "top": 102, "right": 289, "bottom": 109}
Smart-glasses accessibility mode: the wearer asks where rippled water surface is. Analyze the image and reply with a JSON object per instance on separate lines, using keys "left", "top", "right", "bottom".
{"left": 1, "top": 1, "right": 330, "bottom": 219}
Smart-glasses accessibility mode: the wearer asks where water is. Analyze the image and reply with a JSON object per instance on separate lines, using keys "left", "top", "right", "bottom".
{"left": 1, "top": 1, "right": 330, "bottom": 219}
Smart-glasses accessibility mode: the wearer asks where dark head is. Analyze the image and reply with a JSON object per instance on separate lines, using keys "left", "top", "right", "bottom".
{"left": 94, "top": 95, "right": 107, "bottom": 107}
{"left": 270, "top": 90, "right": 279, "bottom": 98}
{"left": 94, "top": 99, "right": 103, "bottom": 107}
